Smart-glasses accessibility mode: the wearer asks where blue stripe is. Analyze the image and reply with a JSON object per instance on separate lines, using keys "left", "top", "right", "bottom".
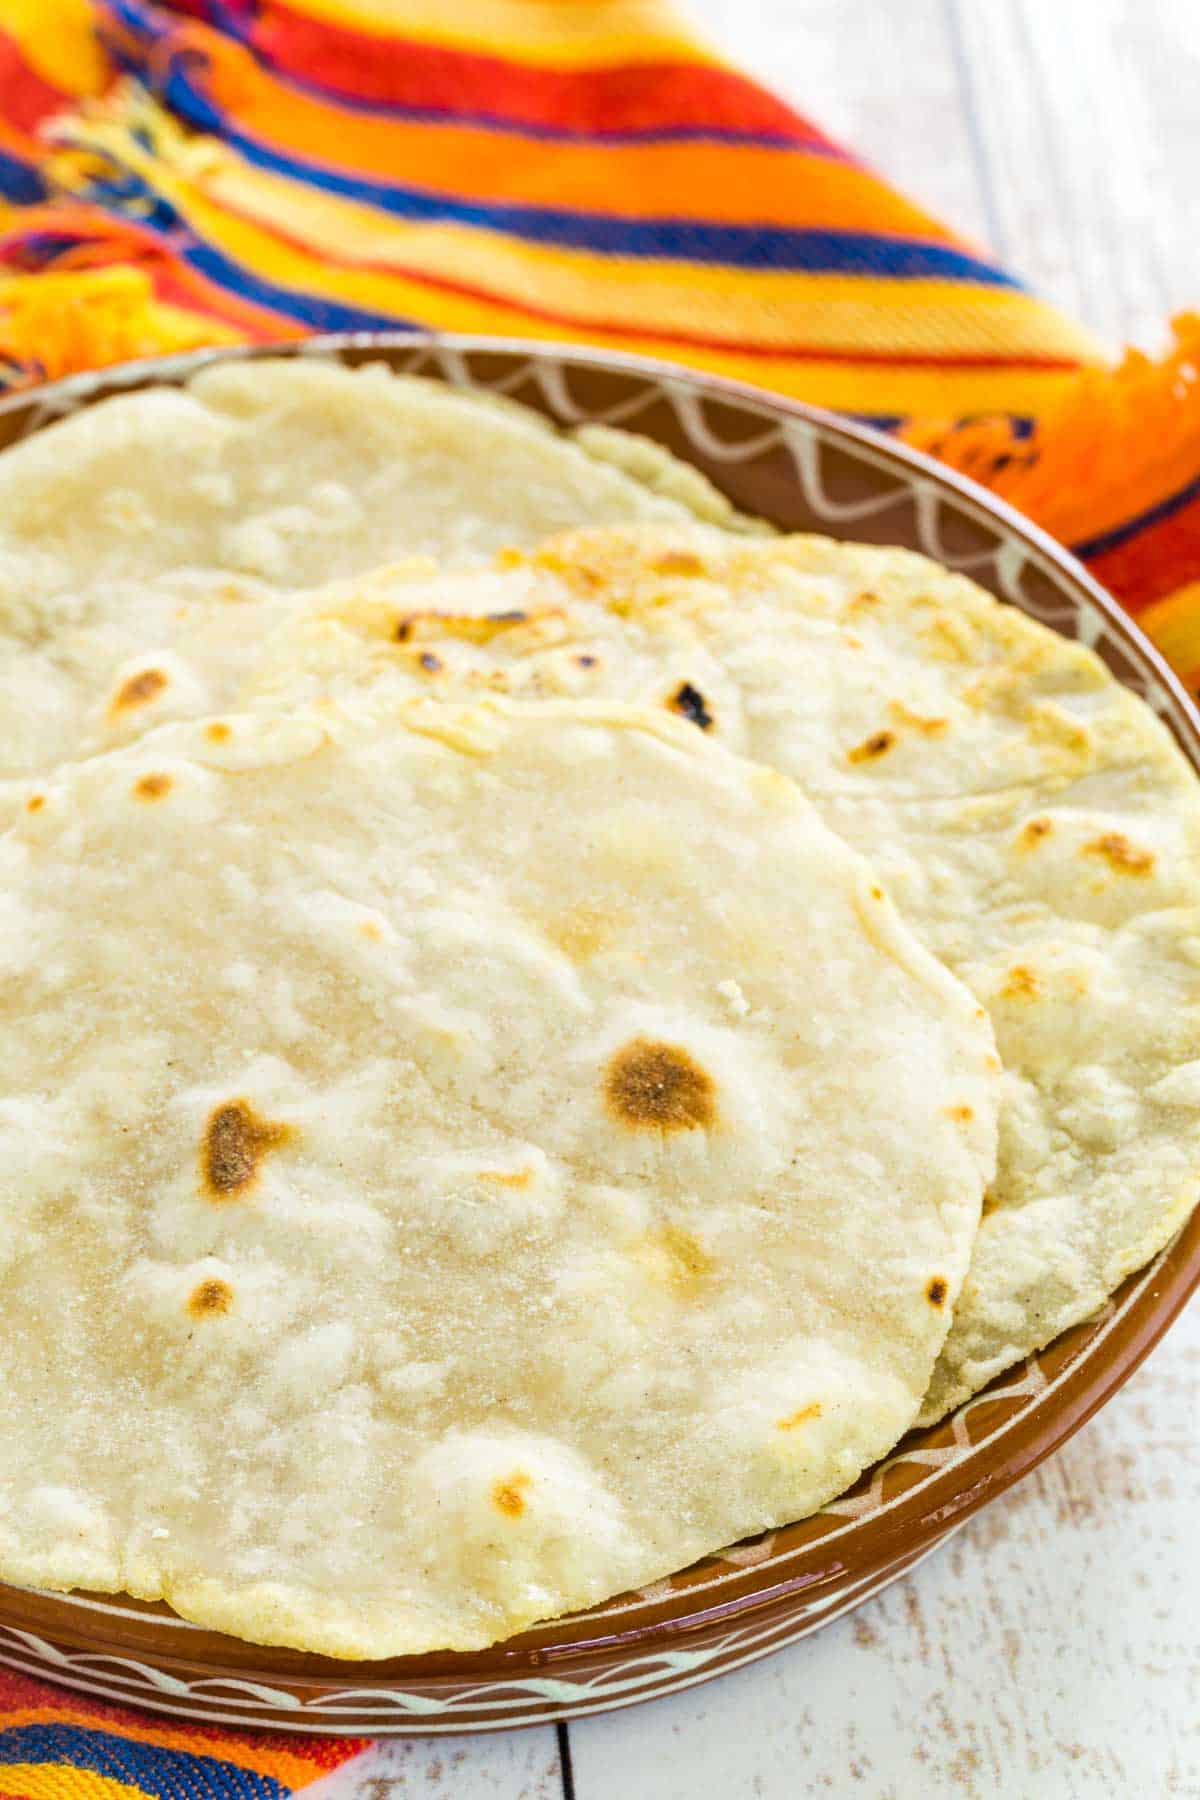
{"left": 0, "top": 1725, "right": 287, "bottom": 1800}
{"left": 99, "top": 0, "right": 838, "bottom": 151}
{"left": 1073, "top": 466, "right": 1200, "bottom": 561}
{"left": 843, "top": 412, "right": 906, "bottom": 432}
{"left": 71, "top": 37, "right": 1020, "bottom": 284}
{"left": 0, "top": 150, "right": 45, "bottom": 204}
{"left": 141, "top": 56, "right": 1017, "bottom": 280}
{"left": 181, "top": 238, "right": 422, "bottom": 331}
{"left": 25, "top": 140, "right": 422, "bottom": 332}
{"left": 224, "top": 63, "right": 842, "bottom": 152}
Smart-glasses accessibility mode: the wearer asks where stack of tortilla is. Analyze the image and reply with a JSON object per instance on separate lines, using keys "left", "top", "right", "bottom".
{"left": 0, "top": 360, "right": 1196, "bottom": 1657}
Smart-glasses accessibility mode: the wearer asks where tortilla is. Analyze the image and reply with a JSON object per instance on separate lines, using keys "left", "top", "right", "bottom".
{"left": 0, "top": 699, "right": 997, "bottom": 1655}
{"left": 0, "top": 357, "right": 744, "bottom": 798}
{"left": 253, "top": 528, "right": 1200, "bottom": 1421}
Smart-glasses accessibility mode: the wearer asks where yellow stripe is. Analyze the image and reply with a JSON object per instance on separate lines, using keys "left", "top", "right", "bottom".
{"left": 157, "top": 198, "right": 1086, "bottom": 408}
{"left": 170, "top": 198, "right": 1094, "bottom": 406}
{"left": 85, "top": 135, "right": 1102, "bottom": 363}
{"left": 1139, "top": 582, "right": 1200, "bottom": 671}
{"left": 0, "top": 0, "right": 109, "bottom": 94}
{"left": 0, "top": 1708, "right": 332, "bottom": 1790}
{"left": 0, "top": 1767, "right": 159, "bottom": 1800}
{"left": 277, "top": 0, "right": 712, "bottom": 67}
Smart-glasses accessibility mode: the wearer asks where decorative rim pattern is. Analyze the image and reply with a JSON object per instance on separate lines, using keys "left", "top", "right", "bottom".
{"left": 1, "top": 334, "right": 1197, "bottom": 1734}
{"left": 0, "top": 1538, "right": 955, "bottom": 1734}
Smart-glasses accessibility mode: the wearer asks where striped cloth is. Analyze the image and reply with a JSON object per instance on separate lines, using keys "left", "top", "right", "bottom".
{"left": 0, "top": 2, "right": 1198, "bottom": 1792}
{"left": 0, "top": 1668, "right": 365, "bottom": 1800}
{"left": 1, "top": 0, "right": 1199, "bottom": 690}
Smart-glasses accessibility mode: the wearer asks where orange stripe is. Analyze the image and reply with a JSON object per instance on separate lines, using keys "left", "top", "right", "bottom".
{"left": 0, "top": 1705, "right": 336, "bottom": 1787}
{"left": 0, "top": 202, "right": 300, "bottom": 339}
{"left": 240, "top": 199, "right": 1076, "bottom": 367}
{"left": 184, "top": 27, "right": 960, "bottom": 238}
{"left": 0, "top": 118, "right": 41, "bottom": 162}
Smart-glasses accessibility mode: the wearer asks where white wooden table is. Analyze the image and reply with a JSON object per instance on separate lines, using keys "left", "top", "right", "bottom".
{"left": 306, "top": 5, "right": 1200, "bottom": 1793}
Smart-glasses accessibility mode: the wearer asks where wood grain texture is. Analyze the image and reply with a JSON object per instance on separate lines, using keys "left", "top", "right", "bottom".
{"left": 951, "top": 0, "right": 1200, "bottom": 347}
{"left": 569, "top": 1308, "right": 1200, "bottom": 1799}
{"left": 295, "top": 3, "right": 1200, "bottom": 1793}
{"left": 296, "top": 1733, "right": 565, "bottom": 1800}
{"left": 691, "top": 0, "right": 993, "bottom": 252}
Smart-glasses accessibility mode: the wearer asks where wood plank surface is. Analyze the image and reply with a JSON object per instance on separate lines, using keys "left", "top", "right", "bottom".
{"left": 303, "top": 3, "right": 1200, "bottom": 1793}
{"left": 952, "top": 0, "right": 1200, "bottom": 347}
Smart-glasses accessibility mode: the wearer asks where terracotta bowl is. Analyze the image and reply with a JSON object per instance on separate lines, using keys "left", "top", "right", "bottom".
{"left": 1, "top": 335, "right": 1197, "bottom": 1736}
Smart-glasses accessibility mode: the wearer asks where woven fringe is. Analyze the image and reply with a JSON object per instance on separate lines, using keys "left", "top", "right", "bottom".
{"left": 0, "top": 262, "right": 243, "bottom": 385}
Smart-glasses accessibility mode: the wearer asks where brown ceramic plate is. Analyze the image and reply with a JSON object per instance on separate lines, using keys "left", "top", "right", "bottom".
{"left": 1, "top": 335, "right": 1198, "bottom": 1735}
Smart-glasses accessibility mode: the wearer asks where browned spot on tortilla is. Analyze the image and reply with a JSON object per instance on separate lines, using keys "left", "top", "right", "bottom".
{"left": 576, "top": 652, "right": 598, "bottom": 669}
{"left": 397, "top": 609, "right": 558, "bottom": 648}
{"left": 777, "top": 1401, "right": 822, "bottom": 1431}
{"left": 847, "top": 729, "right": 895, "bottom": 764}
{"left": 946, "top": 1104, "right": 974, "bottom": 1122}
{"left": 202, "top": 1099, "right": 294, "bottom": 1199}
{"left": 134, "top": 772, "right": 172, "bottom": 801}
{"left": 605, "top": 1038, "right": 715, "bottom": 1132}
{"left": 668, "top": 681, "right": 714, "bottom": 731}
{"left": 534, "top": 546, "right": 604, "bottom": 594}
{"left": 360, "top": 919, "right": 383, "bottom": 941}
{"left": 25, "top": 794, "right": 45, "bottom": 814}
{"left": 922, "top": 614, "right": 975, "bottom": 660}
{"left": 1084, "top": 832, "right": 1154, "bottom": 875}
{"left": 479, "top": 1165, "right": 534, "bottom": 1189}
{"left": 547, "top": 905, "right": 618, "bottom": 962}
{"left": 419, "top": 651, "right": 442, "bottom": 673}
{"left": 1002, "top": 964, "right": 1039, "bottom": 1001}
{"left": 111, "top": 667, "right": 167, "bottom": 717}
{"left": 492, "top": 1472, "right": 531, "bottom": 1517}
{"left": 889, "top": 700, "right": 949, "bottom": 736}
{"left": 986, "top": 1053, "right": 1002, "bottom": 1073}
{"left": 926, "top": 1276, "right": 948, "bottom": 1307}
{"left": 187, "top": 1277, "right": 233, "bottom": 1318}
{"left": 869, "top": 884, "right": 884, "bottom": 900}
{"left": 651, "top": 549, "right": 705, "bottom": 577}
{"left": 205, "top": 721, "right": 232, "bottom": 744}
{"left": 495, "top": 545, "right": 525, "bottom": 571}
{"left": 1019, "top": 816, "right": 1053, "bottom": 849}
{"left": 640, "top": 1225, "right": 715, "bottom": 1297}
{"left": 982, "top": 1187, "right": 1000, "bottom": 1216}
{"left": 847, "top": 590, "right": 881, "bottom": 611}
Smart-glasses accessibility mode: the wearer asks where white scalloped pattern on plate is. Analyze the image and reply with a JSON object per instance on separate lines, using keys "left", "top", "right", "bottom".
{"left": 0, "top": 1541, "right": 954, "bottom": 1733}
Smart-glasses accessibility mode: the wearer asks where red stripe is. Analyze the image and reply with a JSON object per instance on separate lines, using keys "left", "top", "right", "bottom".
{"left": 150, "top": 262, "right": 305, "bottom": 338}
{"left": 0, "top": 31, "right": 71, "bottom": 135}
{"left": 205, "top": 194, "right": 1077, "bottom": 368}
{"left": 1086, "top": 491, "right": 1200, "bottom": 612}
{"left": 0, "top": 204, "right": 294, "bottom": 337}
{"left": 249, "top": 6, "right": 837, "bottom": 142}
{"left": 0, "top": 194, "right": 1080, "bottom": 374}
{"left": 0, "top": 1669, "right": 366, "bottom": 1767}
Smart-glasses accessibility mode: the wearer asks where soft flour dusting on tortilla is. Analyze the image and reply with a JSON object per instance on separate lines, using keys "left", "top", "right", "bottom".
{"left": 245, "top": 526, "right": 1200, "bottom": 1421}
{"left": 0, "top": 700, "right": 996, "bottom": 1654}
{"left": 0, "top": 358, "right": 747, "bottom": 803}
